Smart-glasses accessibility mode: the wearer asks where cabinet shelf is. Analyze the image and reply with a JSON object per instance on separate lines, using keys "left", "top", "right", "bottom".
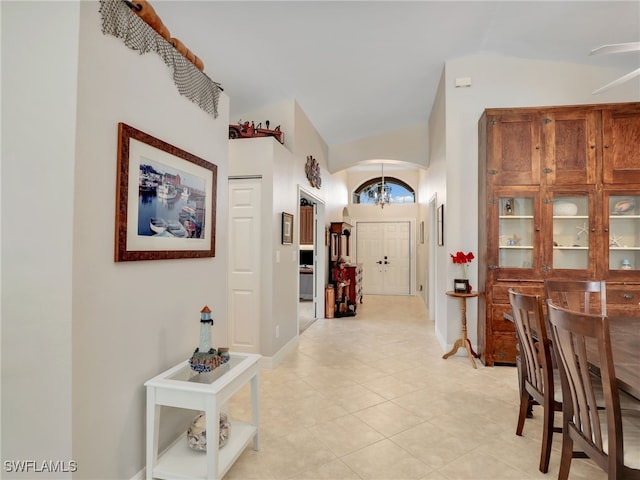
{"left": 154, "top": 422, "right": 257, "bottom": 480}
{"left": 553, "top": 215, "right": 589, "bottom": 219}
{"left": 499, "top": 246, "right": 534, "bottom": 249}
{"left": 611, "top": 246, "right": 640, "bottom": 251}
{"left": 553, "top": 246, "right": 589, "bottom": 250}
{"left": 499, "top": 215, "right": 533, "bottom": 219}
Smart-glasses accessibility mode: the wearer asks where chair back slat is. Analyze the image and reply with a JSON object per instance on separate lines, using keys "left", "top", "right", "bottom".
{"left": 544, "top": 280, "right": 607, "bottom": 315}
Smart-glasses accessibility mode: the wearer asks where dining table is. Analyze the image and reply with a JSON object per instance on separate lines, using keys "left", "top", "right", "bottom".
{"left": 586, "top": 316, "right": 640, "bottom": 400}
{"left": 505, "top": 312, "right": 640, "bottom": 401}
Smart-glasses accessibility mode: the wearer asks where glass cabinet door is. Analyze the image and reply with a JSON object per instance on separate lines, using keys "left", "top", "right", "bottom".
{"left": 551, "top": 195, "right": 590, "bottom": 270}
{"left": 608, "top": 194, "right": 640, "bottom": 272}
{"left": 498, "top": 196, "right": 535, "bottom": 269}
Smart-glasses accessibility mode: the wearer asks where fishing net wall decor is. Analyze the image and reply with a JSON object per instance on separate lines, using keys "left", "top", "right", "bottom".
{"left": 99, "top": 0, "right": 222, "bottom": 118}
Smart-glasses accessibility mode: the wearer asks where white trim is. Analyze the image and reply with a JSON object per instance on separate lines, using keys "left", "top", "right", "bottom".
{"left": 259, "top": 335, "right": 299, "bottom": 369}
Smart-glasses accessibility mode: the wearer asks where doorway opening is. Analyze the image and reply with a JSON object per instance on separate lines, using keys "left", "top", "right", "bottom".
{"left": 298, "top": 187, "right": 325, "bottom": 334}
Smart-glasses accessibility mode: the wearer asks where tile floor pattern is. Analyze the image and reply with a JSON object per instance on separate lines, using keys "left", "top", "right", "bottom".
{"left": 225, "top": 295, "right": 607, "bottom": 480}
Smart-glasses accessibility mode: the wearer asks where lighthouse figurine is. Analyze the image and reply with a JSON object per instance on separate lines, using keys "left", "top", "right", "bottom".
{"left": 189, "top": 306, "right": 222, "bottom": 373}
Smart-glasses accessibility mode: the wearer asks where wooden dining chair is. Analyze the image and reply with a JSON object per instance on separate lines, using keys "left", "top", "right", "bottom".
{"left": 508, "top": 289, "right": 562, "bottom": 473}
{"left": 547, "top": 300, "right": 640, "bottom": 480}
{"left": 544, "top": 279, "right": 607, "bottom": 315}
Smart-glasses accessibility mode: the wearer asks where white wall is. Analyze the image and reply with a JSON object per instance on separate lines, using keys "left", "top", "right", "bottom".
{"left": 3, "top": 1, "right": 231, "bottom": 478}
{"left": 229, "top": 101, "right": 346, "bottom": 361}
{"left": 427, "top": 53, "right": 640, "bottom": 355}
{"left": 74, "top": 4, "right": 231, "bottom": 478}
{"left": 2, "top": 2, "right": 79, "bottom": 475}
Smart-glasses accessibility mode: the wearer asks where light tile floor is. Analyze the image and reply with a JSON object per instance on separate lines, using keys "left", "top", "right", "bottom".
{"left": 226, "top": 295, "right": 606, "bottom": 480}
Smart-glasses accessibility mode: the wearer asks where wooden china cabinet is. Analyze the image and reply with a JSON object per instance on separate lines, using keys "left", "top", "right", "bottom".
{"left": 478, "top": 102, "right": 640, "bottom": 366}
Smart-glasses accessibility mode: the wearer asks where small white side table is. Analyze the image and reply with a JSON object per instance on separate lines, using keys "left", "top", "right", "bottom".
{"left": 145, "top": 353, "right": 261, "bottom": 480}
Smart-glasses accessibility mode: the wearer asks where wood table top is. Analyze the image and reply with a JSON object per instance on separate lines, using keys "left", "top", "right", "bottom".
{"left": 594, "top": 316, "right": 640, "bottom": 400}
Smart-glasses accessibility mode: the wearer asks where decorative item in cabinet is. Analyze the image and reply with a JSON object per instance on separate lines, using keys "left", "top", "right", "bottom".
{"left": 496, "top": 194, "right": 537, "bottom": 272}
{"left": 300, "top": 205, "right": 314, "bottom": 245}
{"left": 608, "top": 194, "right": 640, "bottom": 273}
{"left": 551, "top": 195, "right": 591, "bottom": 271}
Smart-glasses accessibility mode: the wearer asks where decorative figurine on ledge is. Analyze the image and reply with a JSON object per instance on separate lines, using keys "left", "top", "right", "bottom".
{"left": 189, "top": 306, "right": 230, "bottom": 373}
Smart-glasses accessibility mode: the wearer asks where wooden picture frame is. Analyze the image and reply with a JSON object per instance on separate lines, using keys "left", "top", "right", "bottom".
{"left": 437, "top": 204, "right": 444, "bottom": 246}
{"left": 282, "top": 212, "right": 294, "bottom": 245}
{"left": 114, "top": 123, "right": 217, "bottom": 261}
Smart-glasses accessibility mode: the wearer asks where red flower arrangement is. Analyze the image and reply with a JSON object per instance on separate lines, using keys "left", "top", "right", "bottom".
{"left": 450, "top": 251, "right": 474, "bottom": 264}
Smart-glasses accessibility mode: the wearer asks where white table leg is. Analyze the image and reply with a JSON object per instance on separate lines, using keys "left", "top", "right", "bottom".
{"left": 146, "top": 388, "right": 160, "bottom": 480}
{"left": 251, "top": 372, "right": 260, "bottom": 451}
{"left": 205, "top": 396, "right": 219, "bottom": 479}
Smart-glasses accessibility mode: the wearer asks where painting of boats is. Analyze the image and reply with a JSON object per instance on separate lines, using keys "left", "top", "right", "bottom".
{"left": 166, "top": 221, "right": 188, "bottom": 238}
{"left": 136, "top": 160, "right": 207, "bottom": 239}
{"left": 150, "top": 217, "right": 168, "bottom": 234}
{"left": 157, "top": 182, "right": 179, "bottom": 200}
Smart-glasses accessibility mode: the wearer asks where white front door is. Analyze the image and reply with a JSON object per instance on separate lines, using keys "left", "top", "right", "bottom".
{"left": 228, "top": 178, "right": 261, "bottom": 353}
{"left": 357, "top": 221, "right": 411, "bottom": 295}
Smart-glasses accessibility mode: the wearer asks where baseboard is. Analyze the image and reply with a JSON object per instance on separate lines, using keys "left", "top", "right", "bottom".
{"left": 130, "top": 467, "right": 145, "bottom": 480}
{"left": 259, "top": 335, "right": 299, "bottom": 369}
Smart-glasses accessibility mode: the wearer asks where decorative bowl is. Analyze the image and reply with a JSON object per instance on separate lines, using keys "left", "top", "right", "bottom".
{"left": 553, "top": 201, "right": 578, "bottom": 216}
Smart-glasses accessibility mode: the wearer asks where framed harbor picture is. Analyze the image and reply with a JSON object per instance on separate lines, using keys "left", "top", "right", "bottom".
{"left": 114, "top": 123, "right": 217, "bottom": 261}
{"left": 281, "top": 212, "right": 293, "bottom": 244}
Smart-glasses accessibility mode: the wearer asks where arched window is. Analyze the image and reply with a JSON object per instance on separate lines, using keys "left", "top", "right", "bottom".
{"left": 352, "top": 176, "right": 415, "bottom": 205}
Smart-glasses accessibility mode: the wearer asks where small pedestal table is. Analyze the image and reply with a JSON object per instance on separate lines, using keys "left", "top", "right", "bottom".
{"left": 442, "top": 291, "right": 480, "bottom": 369}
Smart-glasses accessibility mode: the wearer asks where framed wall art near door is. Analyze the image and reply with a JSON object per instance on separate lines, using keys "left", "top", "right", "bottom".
{"left": 114, "top": 123, "right": 217, "bottom": 261}
{"left": 281, "top": 212, "right": 294, "bottom": 244}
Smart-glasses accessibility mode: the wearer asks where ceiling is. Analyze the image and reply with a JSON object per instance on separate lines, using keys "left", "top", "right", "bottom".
{"left": 152, "top": 1, "right": 640, "bottom": 147}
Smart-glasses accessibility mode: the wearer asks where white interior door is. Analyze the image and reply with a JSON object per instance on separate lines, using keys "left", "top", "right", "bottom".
{"left": 228, "top": 178, "right": 261, "bottom": 353}
{"left": 357, "top": 221, "right": 411, "bottom": 295}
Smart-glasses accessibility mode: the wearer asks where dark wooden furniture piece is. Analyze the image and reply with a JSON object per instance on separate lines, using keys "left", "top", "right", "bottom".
{"left": 300, "top": 205, "right": 314, "bottom": 245}
{"left": 508, "top": 289, "right": 562, "bottom": 473}
{"left": 329, "top": 221, "right": 351, "bottom": 267}
{"left": 478, "top": 102, "right": 640, "bottom": 366}
{"left": 547, "top": 302, "right": 640, "bottom": 480}
{"left": 344, "top": 263, "right": 363, "bottom": 306}
{"left": 442, "top": 291, "right": 480, "bottom": 369}
{"left": 329, "top": 222, "right": 363, "bottom": 315}
{"left": 545, "top": 279, "right": 607, "bottom": 315}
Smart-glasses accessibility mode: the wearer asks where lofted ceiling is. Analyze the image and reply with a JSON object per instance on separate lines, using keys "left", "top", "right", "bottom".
{"left": 152, "top": 1, "right": 640, "bottom": 147}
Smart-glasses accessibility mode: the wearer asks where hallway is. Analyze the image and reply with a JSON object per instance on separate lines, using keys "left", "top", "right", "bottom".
{"left": 225, "top": 295, "right": 605, "bottom": 479}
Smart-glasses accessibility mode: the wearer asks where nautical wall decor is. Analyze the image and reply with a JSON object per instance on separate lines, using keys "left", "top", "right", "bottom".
{"left": 99, "top": 0, "right": 222, "bottom": 118}
{"left": 305, "top": 155, "right": 321, "bottom": 189}
{"left": 115, "top": 123, "right": 217, "bottom": 262}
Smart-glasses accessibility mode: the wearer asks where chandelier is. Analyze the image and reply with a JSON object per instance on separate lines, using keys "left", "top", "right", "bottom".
{"left": 373, "top": 162, "right": 391, "bottom": 209}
